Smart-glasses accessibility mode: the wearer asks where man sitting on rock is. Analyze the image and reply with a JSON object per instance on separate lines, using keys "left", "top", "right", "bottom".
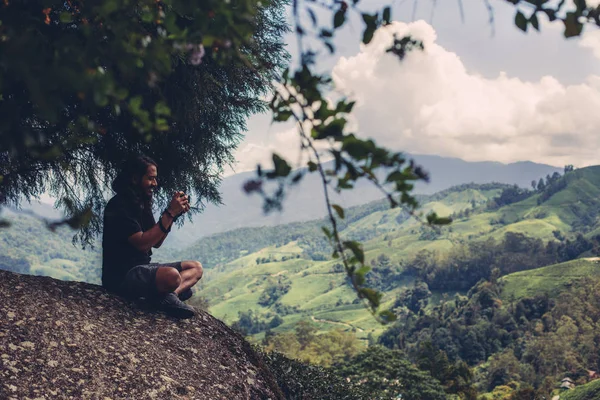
{"left": 102, "top": 155, "right": 203, "bottom": 319}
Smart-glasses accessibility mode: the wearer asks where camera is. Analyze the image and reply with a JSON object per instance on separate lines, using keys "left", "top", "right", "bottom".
{"left": 180, "top": 192, "right": 191, "bottom": 204}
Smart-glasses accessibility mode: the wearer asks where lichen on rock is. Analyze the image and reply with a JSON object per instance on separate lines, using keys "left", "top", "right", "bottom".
{"left": 0, "top": 270, "right": 283, "bottom": 399}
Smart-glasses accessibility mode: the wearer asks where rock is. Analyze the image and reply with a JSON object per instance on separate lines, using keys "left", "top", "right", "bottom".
{"left": 0, "top": 270, "right": 283, "bottom": 399}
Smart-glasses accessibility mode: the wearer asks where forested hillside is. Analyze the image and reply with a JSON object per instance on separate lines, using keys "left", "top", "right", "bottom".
{"left": 192, "top": 167, "right": 600, "bottom": 332}
{"left": 0, "top": 209, "right": 101, "bottom": 283}
{"left": 193, "top": 166, "right": 600, "bottom": 399}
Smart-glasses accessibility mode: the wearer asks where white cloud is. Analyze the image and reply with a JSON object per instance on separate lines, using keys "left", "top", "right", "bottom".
{"left": 227, "top": 126, "right": 299, "bottom": 175}
{"left": 580, "top": 28, "right": 600, "bottom": 60}
{"left": 329, "top": 20, "right": 600, "bottom": 167}
{"left": 227, "top": 121, "right": 334, "bottom": 176}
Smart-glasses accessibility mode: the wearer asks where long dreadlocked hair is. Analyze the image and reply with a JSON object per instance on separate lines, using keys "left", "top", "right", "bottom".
{"left": 111, "top": 155, "right": 157, "bottom": 227}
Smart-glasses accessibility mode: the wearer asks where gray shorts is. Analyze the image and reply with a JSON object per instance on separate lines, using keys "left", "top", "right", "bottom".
{"left": 119, "top": 262, "right": 182, "bottom": 299}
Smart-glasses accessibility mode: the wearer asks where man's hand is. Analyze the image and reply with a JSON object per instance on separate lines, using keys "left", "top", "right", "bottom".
{"left": 168, "top": 191, "right": 190, "bottom": 217}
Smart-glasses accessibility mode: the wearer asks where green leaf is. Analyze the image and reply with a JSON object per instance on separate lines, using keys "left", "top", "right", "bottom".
{"left": 335, "top": 100, "right": 355, "bottom": 114}
{"left": 60, "top": 12, "right": 73, "bottom": 23}
{"left": 342, "top": 136, "right": 373, "bottom": 159}
{"left": 291, "top": 172, "right": 303, "bottom": 184}
{"left": 434, "top": 217, "right": 453, "bottom": 225}
{"left": 115, "top": 88, "right": 128, "bottom": 101}
{"left": 426, "top": 212, "right": 453, "bottom": 225}
{"left": 322, "top": 226, "right": 332, "bottom": 239}
{"left": 334, "top": 9, "right": 346, "bottom": 29}
{"left": 129, "top": 96, "right": 143, "bottom": 111}
{"left": 343, "top": 240, "right": 364, "bottom": 264}
{"left": 272, "top": 154, "right": 291, "bottom": 177}
{"left": 155, "top": 118, "right": 169, "bottom": 131}
{"left": 358, "top": 287, "right": 382, "bottom": 308}
{"left": 273, "top": 109, "right": 293, "bottom": 122}
{"left": 386, "top": 170, "right": 406, "bottom": 183}
{"left": 564, "top": 12, "right": 583, "bottom": 37}
{"left": 356, "top": 265, "right": 371, "bottom": 276}
{"left": 320, "top": 29, "right": 333, "bottom": 38}
{"left": 308, "top": 8, "right": 317, "bottom": 27}
{"left": 530, "top": 13, "right": 539, "bottom": 31}
{"left": 515, "top": 11, "right": 528, "bottom": 32}
{"left": 543, "top": 9, "right": 557, "bottom": 22}
{"left": 354, "top": 265, "right": 371, "bottom": 285}
{"left": 312, "top": 118, "right": 346, "bottom": 140}
{"left": 101, "top": 0, "right": 120, "bottom": 15}
{"left": 332, "top": 204, "right": 345, "bottom": 219}
{"left": 362, "top": 13, "right": 378, "bottom": 44}
{"left": 379, "top": 309, "right": 397, "bottom": 323}
{"left": 154, "top": 102, "right": 171, "bottom": 116}
{"left": 93, "top": 92, "right": 108, "bottom": 107}
{"left": 383, "top": 7, "right": 391, "bottom": 24}
{"left": 324, "top": 41, "right": 335, "bottom": 54}
{"left": 307, "top": 161, "right": 318, "bottom": 172}
{"left": 141, "top": 11, "right": 154, "bottom": 23}
{"left": 363, "top": 26, "right": 375, "bottom": 44}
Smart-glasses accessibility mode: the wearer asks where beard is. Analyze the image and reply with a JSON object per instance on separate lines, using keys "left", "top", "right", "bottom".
{"left": 136, "top": 185, "right": 154, "bottom": 208}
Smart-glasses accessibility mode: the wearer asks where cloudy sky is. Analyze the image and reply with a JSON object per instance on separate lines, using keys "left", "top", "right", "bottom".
{"left": 228, "top": 0, "right": 600, "bottom": 175}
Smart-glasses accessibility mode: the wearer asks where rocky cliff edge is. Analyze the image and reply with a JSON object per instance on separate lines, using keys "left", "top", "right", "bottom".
{"left": 0, "top": 270, "right": 283, "bottom": 400}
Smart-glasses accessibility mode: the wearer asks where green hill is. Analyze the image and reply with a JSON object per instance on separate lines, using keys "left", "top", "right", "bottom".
{"left": 500, "top": 258, "right": 600, "bottom": 301}
{"left": 0, "top": 209, "right": 101, "bottom": 283}
{"left": 560, "top": 379, "right": 600, "bottom": 400}
{"left": 190, "top": 166, "right": 600, "bottom": 338}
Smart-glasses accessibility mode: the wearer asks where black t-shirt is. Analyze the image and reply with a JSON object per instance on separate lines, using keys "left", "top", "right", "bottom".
{"left": 102, "top": 194, "right": 155, "bottom": 292}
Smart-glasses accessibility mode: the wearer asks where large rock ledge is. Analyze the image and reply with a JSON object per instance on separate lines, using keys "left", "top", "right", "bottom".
{"left": 0, "top": 270, "right": 283, "bottom": 400}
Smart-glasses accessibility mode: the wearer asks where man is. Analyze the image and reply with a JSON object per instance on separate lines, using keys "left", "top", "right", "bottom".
{"left": 102, "top": 155, "right": 203, "bottom": 319}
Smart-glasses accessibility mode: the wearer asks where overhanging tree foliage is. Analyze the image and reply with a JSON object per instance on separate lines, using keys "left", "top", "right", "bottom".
{"left": 0, "top": 0, "right": 288, "bottom": 243}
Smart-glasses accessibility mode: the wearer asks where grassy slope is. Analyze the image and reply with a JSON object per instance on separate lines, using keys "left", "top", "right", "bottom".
{"left": 499, "top": 259, "right": 600, "bottom": 301}
{"left": 0, "top": 210, "right": 102, "bottom": 283}
{"left": 194, "top": 169, "right": 600, "bottom": 339}
{"left": 560, "top": 379, "right": 600, "bottom": 400}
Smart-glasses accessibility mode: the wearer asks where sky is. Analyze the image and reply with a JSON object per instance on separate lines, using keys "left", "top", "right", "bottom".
{"left": 227, "top": 0, "right": 600, "bottom": 176}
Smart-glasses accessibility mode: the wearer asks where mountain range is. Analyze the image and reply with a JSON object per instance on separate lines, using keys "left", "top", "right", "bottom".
{"left": 166, "top": 154, "right": 562, "bottom": 248}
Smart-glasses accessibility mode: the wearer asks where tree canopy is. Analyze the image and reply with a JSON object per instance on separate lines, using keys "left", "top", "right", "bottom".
{"left": 0, "top": 0, "right": 288, "bottom": 243}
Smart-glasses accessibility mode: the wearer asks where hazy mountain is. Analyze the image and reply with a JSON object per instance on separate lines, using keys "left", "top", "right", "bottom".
{"left": 3, "top": 154, "right": 561, "bottom": 250}
{"left": 165, "top": 154, "right": 561, "bottom": 248}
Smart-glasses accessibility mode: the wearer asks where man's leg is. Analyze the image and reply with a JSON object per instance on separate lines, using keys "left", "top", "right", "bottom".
{"left": 123, "top": 263, "right": 197, "bottom": 319}
{"left": 174, "top": 261, "right": 203, "bottom": 295}
{"left": 154, "top": 260, "right": 203, "bottom": 295}
{"left": 155, "top": 267, "right": 182, "bottom": 293}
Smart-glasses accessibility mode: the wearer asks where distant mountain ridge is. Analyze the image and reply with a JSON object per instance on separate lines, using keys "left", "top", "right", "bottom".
{"left": 5, "top": 154, "right": 561, "bottom": 249}
{"left": 166, "top": 154, "right": 561, "bottom": 248}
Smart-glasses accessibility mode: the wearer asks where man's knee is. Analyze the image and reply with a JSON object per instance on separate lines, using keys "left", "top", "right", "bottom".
{"left": 156, "top": 267, "right": 181, "bottom": 293}
{"left": 193, "top": 261, "right": 203, "bottom": 280}
{"left": 183, "top": 260, "right": 203, "bottom": 282}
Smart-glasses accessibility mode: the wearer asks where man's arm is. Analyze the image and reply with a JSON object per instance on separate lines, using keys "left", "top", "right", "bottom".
{"left": 128, "top": 211, "right": 174, "bottom": 253}
{"left": 153, "top": 212, "right": 174, "bottom": 248}
{"left": 154, "top": 233, "right": 167, "bottom": 249}
{"left": 130, "top": 192, "right": 189, "bottom": 251}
